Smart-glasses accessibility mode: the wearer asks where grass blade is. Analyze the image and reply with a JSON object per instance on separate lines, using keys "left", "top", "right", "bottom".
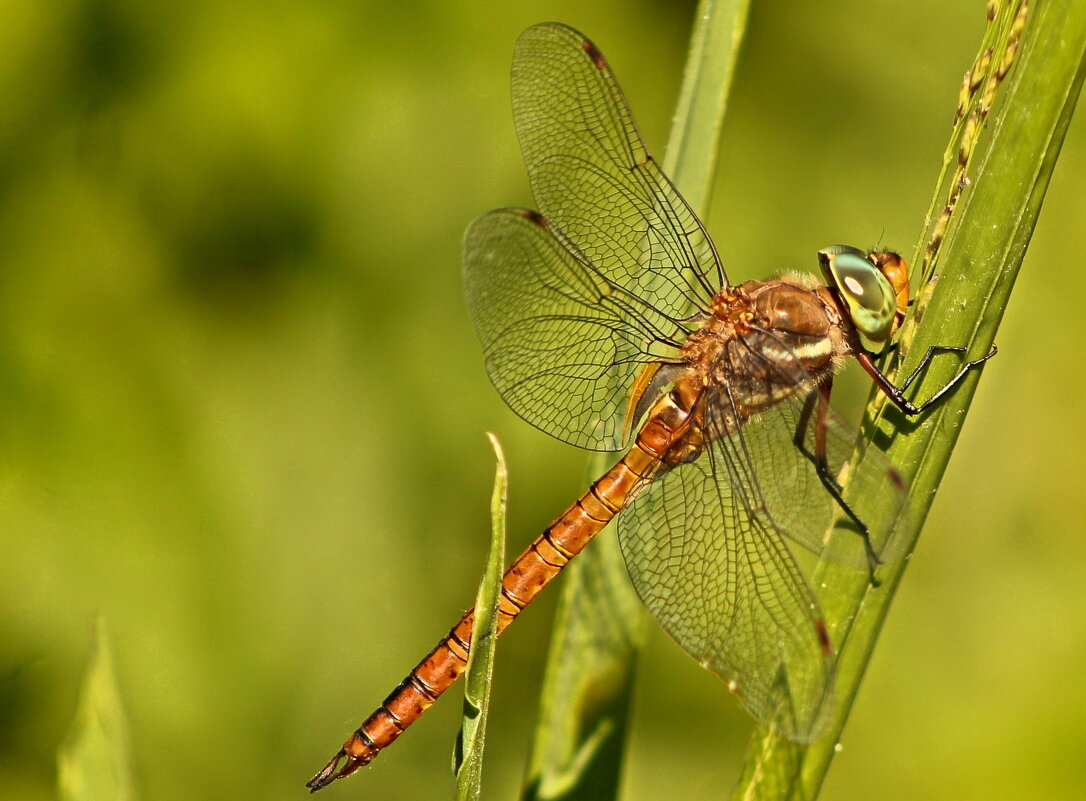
{"left": 453, "top": 433, "right": 508, "bottom": 800}
{"left": 663, "top": 0, "right": 752, "bottom": 210}
{"left": 57, "top": 617, "right": 138, "bottom": 801}
{"left": 733, "top": 2, "right": 1086, "bottom": 798}
{"left": 521, "top": 2, "right": 750, "bottom": 799}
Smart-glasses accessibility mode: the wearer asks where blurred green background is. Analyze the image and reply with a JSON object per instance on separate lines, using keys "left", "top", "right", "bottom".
{"left": 1, "top": 1, "right": 1083, "bottom": 800}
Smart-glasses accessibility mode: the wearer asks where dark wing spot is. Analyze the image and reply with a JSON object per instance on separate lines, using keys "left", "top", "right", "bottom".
{"left": 582, "top": 40, "right": 607, "bottom": 70}
{"left": 522, "top": 208, "right": 548, "bottom": 228}
{"left": 816, "top": 619, "right": 832, "bottom": 655}
{"left": 888, "top": 465, "right": 906, "bottom": 492}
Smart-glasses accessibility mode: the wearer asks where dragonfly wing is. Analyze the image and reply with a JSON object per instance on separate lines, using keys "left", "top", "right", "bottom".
{"left": 616, "top": 429, "right": 835, "bottom": 742}
{"left": 725, "top": 330, "right": 908, "bottom": 566}
{"left": 739, "top": 390, "right": 908, "bottom": 567}
{"left": 464, "top": 207, "right": 683, "bottom": 451}
{"left": 511, "top": 22, "right": 724, "bottom": 321}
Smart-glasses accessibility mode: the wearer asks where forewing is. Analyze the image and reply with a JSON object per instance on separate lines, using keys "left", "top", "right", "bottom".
{"left": 463, "top": 208, "right": 682, "bottom": 451}
{"left": 511, "top": 23, "right": 724, "bottom": 320}
{"left": 616, "top": 433, "right": 834, "bottom": 742}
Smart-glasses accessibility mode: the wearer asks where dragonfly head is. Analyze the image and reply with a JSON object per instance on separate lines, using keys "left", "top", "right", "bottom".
{"left": 818, "top": 245, "right": 910, "bottom": 347}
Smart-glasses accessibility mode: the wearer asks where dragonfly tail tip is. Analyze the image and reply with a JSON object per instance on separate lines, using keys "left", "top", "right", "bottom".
{"left": 306, "top": 748, "right": 361, "bottom": 793}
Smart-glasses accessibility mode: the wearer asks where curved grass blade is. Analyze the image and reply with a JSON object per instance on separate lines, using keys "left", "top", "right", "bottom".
{"left": 57, "top": 617, "right": 138, "bottom": 801}
{"left": 453, "top": 433, "right": 508, "bottom": 800}
{"left": 521, "top": 2, "right": 751, "bottom": 799}
{"left": 733, "top": 2, "right": 1086, "bottom": 798}
{"left": 663, "top": 0, "right": 752, "bottom": 211}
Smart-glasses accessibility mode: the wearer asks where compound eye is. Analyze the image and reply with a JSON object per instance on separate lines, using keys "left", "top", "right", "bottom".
{"left": 818, "top": 245, "right": 897, "bottom": 342}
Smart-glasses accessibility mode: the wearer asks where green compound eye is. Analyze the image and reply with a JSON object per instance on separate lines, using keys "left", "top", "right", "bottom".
{"left": 818, "top": 245, "right": 898, "bottom": 343}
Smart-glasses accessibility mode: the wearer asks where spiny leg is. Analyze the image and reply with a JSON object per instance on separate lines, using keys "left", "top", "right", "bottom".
{"left": 856, "top": 344, "right": 996, "bottom": 416}
{"left": 793, "top": 383, "right": 882, "bottom": 584}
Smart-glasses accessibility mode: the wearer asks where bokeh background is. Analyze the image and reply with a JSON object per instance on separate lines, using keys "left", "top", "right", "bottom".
{"left": 2, "top": 1, "right": 1083, "bottom": 800}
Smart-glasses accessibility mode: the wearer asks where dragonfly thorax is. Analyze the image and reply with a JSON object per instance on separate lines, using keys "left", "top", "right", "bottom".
{"left": 676, "top": 279, "right": 850, "bottom": 436}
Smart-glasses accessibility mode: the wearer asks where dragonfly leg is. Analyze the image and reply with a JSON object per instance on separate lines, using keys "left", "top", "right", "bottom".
{"left": 793, "top": 389, "right": 840, "bottom": 492}
{"left": 795, "top": 384, "right": 882, "bottom": 584}
{"left": 855, "top": 344, "right": 996, "bottom": 416}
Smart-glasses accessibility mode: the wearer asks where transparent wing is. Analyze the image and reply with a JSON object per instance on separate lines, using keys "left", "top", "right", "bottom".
{"left": 463, "top": 23, "right": 728, "bottom": 449}
{"left": 511, "top": 22, "right": 724, "bottom": 323}
{"left": 463, "top": 208, "right": 685, "bottom": 451}
{"left": 616, "top": 429, "right": 835, "bottom": 742}
{"left": 725, "top": 330, "right": 908, "bottom": 566}
{"left": 744, "top": 395, "right": 908, "bottom": 567}
{"left": 615, "top": 328, "right": 908, "bottom": 740}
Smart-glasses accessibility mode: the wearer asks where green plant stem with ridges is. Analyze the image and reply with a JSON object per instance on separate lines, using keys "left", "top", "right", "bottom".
{"left": 733, "top": 2, "right": 1086, "bottom": 798}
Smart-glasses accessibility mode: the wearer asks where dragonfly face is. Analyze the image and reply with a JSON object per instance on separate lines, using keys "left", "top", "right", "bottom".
{"left": 818, "top": 245, "right": 911, "bottom": 345}
{"left": 308, "top": 22, "right": 993, "bottom": 791}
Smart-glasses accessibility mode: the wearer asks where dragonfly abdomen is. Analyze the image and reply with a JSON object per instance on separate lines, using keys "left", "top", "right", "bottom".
{"left": 307, "top": 392, "right": 692, "bottom": 791}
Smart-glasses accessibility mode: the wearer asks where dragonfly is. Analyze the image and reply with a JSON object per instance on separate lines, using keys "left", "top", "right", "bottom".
{"left": 307, "top": 22, "right": 993, "bottom": 791}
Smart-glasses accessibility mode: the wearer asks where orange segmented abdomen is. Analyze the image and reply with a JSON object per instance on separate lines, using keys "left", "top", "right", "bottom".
{"left": 306, "top": 393, "right": 690, "bottom": 791}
